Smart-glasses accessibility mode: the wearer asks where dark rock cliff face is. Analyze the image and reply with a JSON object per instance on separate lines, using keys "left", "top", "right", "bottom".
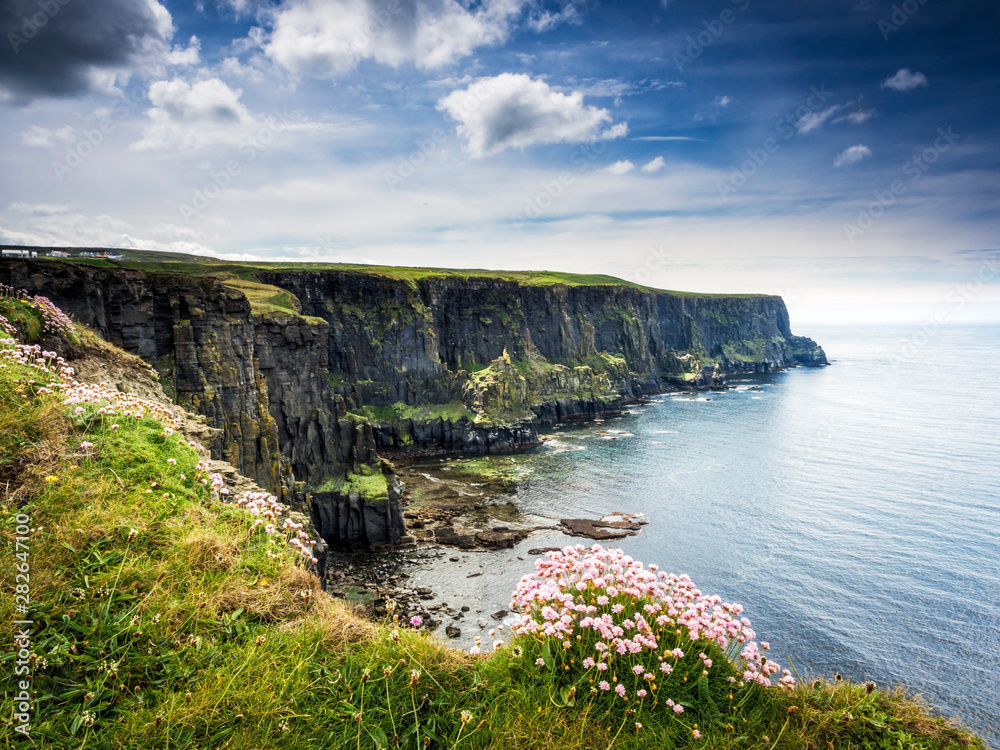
{"left": 2, "top": 259, "right": 826, "bottom": 546}
{"left": 256, "top": 270, "right": 826, "bottom": 400}
{"left": 1, "top": 261, "right": 288, "bottom": 496}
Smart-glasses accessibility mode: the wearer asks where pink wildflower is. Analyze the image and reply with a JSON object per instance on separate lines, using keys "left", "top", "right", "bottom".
{"left": 598, "top": 681, "right": 610, "bottom": 691}
{"left": 410, "top": 615, "right": 422, "bottom": 627}
{"left": 614, "top": 683, "right": 626, "bottom": 697}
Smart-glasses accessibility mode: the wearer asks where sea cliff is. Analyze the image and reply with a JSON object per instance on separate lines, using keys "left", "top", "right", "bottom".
{"left": 0, "top": 255, "right": 825, "bottom": 548}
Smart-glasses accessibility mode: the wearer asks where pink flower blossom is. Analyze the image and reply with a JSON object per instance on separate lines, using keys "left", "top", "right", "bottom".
{"left": 598, "top": 681, "right": 610, "bottom": 691}
{"left": 410, "top": 616, "right": 422, "bottom": 627}
{"left": 614, "top": 683, "right": 626, "bottom": 697}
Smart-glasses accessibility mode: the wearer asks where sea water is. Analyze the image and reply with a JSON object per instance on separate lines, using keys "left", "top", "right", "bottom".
{"left": 408, "top": 324, "right": 1000, "bottom": 745}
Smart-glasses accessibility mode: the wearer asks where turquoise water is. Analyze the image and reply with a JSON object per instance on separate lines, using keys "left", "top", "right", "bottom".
{"left": 411, "top": 324, "right": 1000, "bottom": 744}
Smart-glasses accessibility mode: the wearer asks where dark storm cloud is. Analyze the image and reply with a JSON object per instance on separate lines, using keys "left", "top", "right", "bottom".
{"left": 0, "top": 0, "right": 171, "bottom": 99}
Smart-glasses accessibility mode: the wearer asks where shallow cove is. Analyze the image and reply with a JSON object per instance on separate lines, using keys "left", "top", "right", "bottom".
{"left": 401, "top": 324, "right": 1000, "bottom": 746}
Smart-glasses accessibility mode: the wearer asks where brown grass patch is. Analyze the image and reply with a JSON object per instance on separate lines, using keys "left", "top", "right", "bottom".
{"left": 878, "top": 685, "right": 982, "bottom": 746}
{"left": 216, "top": 565, "right": 322, "bottom": 623}
{"left": 0, "top": 398, "right": 70, "bottom": 496}
{"left": 182, "top": 530, "right": 237, "bottom": 571}
{"left": 285, "top": 595, "right": 378, "bottom": 649}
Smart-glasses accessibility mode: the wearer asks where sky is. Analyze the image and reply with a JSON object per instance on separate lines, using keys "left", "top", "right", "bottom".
{"left": 1, "top": 0, "right": 998, "bottom": 326}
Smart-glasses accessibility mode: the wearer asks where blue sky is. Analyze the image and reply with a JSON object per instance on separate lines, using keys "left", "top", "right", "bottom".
{"left": 1, "top": 0, "right": 998, "bottom": 325}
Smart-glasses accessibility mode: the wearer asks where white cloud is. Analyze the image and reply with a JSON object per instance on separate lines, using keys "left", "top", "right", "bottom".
{"left": 632, "top": 136, "right": 703, "bottom": 142}
{"left": 834, "top": 144, "right": 872, "bottom": 167}
{"left": 525, "top": 1, "right": 583, "bottom": 32}
{"left": 437, "top": 73, "right": 627, "bottom": 157}
{"left": 18, "top": 125, "right": 75, "bottom": 148}
{"left": 132, "top": 77, "right": 254, "bottom": 151}
{"left": 882, "top": 68, "right": 928, "bottom": 91}
{"left": 641, "top": 156, "right": 665, "bottom": 173}
{"left": 716, "top": 95, "right": 732, "bottom": 107}
{"left": 167, "top": 36, "right": 202, "bottom": 66}
{"left": 835, "top": 109, "right": 874, "bottom": 125}
{"left": 796, "top": 105, "right": 841, "bottom": 134}
{"left": 263, "top": 0, "right": 526, "bottom": 77}
{"left": 606, "top": 160, "right": 634, "bottom": 175}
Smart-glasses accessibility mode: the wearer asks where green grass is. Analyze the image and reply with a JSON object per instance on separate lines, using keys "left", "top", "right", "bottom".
{"left": 212, "top": 274, "right": 326, "bottom": 324}
{"left": 0, "top": 309, "right": 984, "bottom": 749}
{"left": 357, "top": 401, "right": 476, "bottom": 425}
{"left": 315, "top": 470, "right": 390, "bottom": 502}
{"left": 42, "top": 248, "right": 777, "bottom": 299}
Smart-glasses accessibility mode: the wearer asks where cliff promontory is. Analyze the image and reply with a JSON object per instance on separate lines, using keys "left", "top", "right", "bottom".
{"left": 0, "top": 254, "right": 825, "bottom": 548}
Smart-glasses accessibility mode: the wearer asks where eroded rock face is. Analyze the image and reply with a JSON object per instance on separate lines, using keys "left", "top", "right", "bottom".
{"left": 1, "top": 262, "right": 290, "bottom": 497}
{"left": 309, "top": 473, "right": 406, "bottom": 549}
{"left": 2, "top": 258, "right": 826, "bottom": 547}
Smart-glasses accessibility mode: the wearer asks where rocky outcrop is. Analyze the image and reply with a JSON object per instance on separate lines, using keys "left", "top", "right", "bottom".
{"left": 372, "top": 417, "right": 540, "bottom": 456}
{"left": 309, "top": 471, "right": 406, "bottom": 550}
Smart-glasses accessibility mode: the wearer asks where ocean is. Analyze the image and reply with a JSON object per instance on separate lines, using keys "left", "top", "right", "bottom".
{"left": 407, "top": 324, "right": 1000, "bottom": 745}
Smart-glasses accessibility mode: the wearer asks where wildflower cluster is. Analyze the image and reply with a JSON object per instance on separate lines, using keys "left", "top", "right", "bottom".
{"left": 32, "top": 294, "right": 76, "bottom": 336}
{"left": 0, "top": 313, "right": 14, "bottom": 337}
{"left": 214, "top": 483, "right": 318, "bottom": 565}
{"left": 509, "top": 545, "right": 791, "bottom": 726}
{"left": 61, "top": 381, "right": 183, "bottom": 432}
{"left": 0, "top": 283, "right": 76, "bottom": 337}
{"left": 0, "top": 343, "right": 76, "bottom": 381}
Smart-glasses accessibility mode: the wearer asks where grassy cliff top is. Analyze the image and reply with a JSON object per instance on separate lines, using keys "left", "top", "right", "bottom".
{"left": 7, "top": 245, "right": 776, "bottom": 299}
